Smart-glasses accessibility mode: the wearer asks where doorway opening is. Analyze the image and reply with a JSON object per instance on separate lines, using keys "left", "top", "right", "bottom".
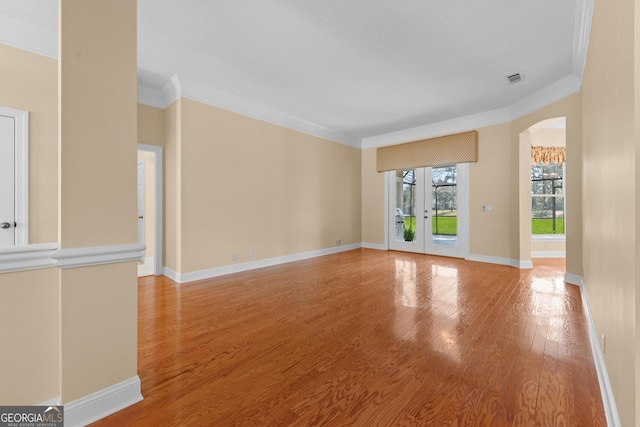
{"left": 137, "top": 144, "right": 163, "bottom": 276}
{"left": 520, "top": 117, "right": 566, "bottom": 259}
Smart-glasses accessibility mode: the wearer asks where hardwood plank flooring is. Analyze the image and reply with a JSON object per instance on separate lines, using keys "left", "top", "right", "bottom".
{"left": 91, "top": 249, "right": 605, "bottom": 426}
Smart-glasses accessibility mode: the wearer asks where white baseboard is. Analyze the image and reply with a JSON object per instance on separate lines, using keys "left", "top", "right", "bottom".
{"left": 466, "top": 254, "right": 533, "bottom": 269}
{"left": 165, "top": 243, "right": 361, "bottom": 284}
{"left": 531, "top": 250, "right": 566, "bottom": 258}
{"left": 361, "top": 242, "right": 387, "bottom": 250}
{"left": 577, "top": 280, "right": 621, "bottom": 427}
{"left": 38, "top": 397, "right": 61, "bottom": 406}
{"left": 563, "top": 273, "right": 582, "bottom": 286}
{"left": 64, "top": 376, "right": 142, "bottom": 427}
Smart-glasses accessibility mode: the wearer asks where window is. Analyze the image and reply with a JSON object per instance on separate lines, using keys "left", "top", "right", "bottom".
{"left": 531, "top": 162, "right": 564, "bottom": 235}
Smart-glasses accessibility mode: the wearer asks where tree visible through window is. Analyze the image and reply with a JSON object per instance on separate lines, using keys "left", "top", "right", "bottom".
{"left": 531, "top": 162, "right": 564, "bottom": 235}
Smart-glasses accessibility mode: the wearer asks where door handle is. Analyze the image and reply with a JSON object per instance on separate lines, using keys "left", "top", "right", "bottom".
{"left": 0, "top": 222, "right": 11, "bottom": 229}
{"left": 138, "top": 216, "right": 144, "bottom": 219}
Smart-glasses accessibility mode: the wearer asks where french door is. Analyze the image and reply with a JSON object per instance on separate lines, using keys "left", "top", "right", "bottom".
{"left": 388, "top": 164, "right": 468, "bottom": 258}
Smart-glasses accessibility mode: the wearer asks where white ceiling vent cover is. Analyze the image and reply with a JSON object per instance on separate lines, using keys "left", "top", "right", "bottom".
{"left": 505, "top": 73, "right": 524, "bottom": 84}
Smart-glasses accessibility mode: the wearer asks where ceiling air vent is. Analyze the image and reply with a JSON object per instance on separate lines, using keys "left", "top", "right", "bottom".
{"left": 506, "top": 73, "right": 524, "bottom": 84}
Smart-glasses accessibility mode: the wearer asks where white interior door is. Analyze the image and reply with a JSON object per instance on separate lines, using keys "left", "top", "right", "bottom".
{"left": 0, "top": 115, "right": 15, "bottom": 248}
{"left": 137, "top": 160, "right": 145, "bottom": 253}
{"left": 388, "top": 164, "right": 468, "bottom": 258}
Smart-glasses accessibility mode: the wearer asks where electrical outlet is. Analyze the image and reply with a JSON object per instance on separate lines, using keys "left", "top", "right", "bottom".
{"left": 249, "top": 249, "right": 254, "bottom": 258}
{"left": 336, "top": 239, "right": 341, "bottom": 245}
{"left": 232, "top": 253, "right": 238, "bottom": 261}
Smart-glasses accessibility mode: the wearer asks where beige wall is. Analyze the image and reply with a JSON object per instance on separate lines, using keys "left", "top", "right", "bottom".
{"left": 468, "top": 123, "right": 512, "bottom": 258}
{"left": 0, "top": 42, "right": 59, "bottom": 406}
{"left": 177, "top": 98, "right": 361, "bottom": 273}
{"left": 58, "top": 0, "right": 138, "bottom": 403}
{"left": 0, "top": 43, "right": 57, "bottom": 244}
{"left": 0, "top": 268, "right": 60, "bottom": 404}
{"left": 163, "top": 100, "right": 182, "bottom": 272}
{"left": 137, "top": 103, "right": 165, "bottom": 147}
{"left": 582, "top": 0, "right": 636, "bottom": 424}
{"left": 361, "top": 148, "right": 385, "bottom": 245}
{"left": 361, "top": 94, "right": 581, "bottom": 271}
{"left": 511, "top": 93, "right": 582, "bottom": 274}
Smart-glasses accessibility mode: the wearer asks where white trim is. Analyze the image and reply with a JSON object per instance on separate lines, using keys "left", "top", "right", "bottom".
{"left": 563, "top": 272, "right": 582, "bottom": 286}
{"left": 363, "top": 108, "right": 511, "bottom": 149}
{"left": 183, "top": 90, "right": 361, "bottom": 149}
{"left": 0, "top": 14, "right": 57, "bottom": 59}
{"left": 136, "top": 75, "right": 362, "bottom": 147}
{"left": 363, "top": 74, "right": 581, "bottom": 149}
{"left": 531, "top": 235, "right": 566, "bottom": 242}
{"left": 508, "top": 74, "right": 582, "bottom": 122}
{"left": 577, "top": 279, "right": 621, "bottom": 427}
{"left": 64, "top": 376, "right": 142, "bottom": 427}
{"left": 14, "top": 108, "right": 28, "bottom": 246}
{"left": 0, "top": 243, "right": 59, "bottom": 273}
{"left": 38, "top": 397, "right": 61, "bottom": 406}
{"left": 572, "top": 0, "right": 595, "bottom": 78}
{"left": 166, "top": 243, "right": 361, "bottom": 284}
{"left": 383, "top": 171, "right": 390, "bottom": 250}
{"left": 531, "top": 251, "right": 566, "bottom": 258}
{"left": 137, "top": 83, "right": 167, "bottom": 109}
{"left": 466, "top": 253, "right": 533, "bottom": 269}
{"left": 160, "top": 74, "right": 182, "bottom": 107}
{"left": 362, "top": 242, "right": 386, "bottom": 250}
{"left": 0, "top": 106, "right": 29, "bottom": 246}
{"left": 137, "top": 144, "right": 164, "bottom": 276}
{"left": 52, "top": 243, "right": 146, "bottom": 269}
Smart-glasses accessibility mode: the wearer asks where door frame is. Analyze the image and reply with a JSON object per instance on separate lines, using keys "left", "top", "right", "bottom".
{"left": 0, "top": 106, "right": 28, "bottom": 246}
{"left": 137, "top": 143, "right": 163, "bottom": 276}
{"left": 385, "top": 163, "right": 469, "bottom": 259}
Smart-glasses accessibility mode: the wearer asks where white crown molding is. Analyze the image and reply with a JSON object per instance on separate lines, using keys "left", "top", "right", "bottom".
{"left": 160, "top": 74, "right": 182, "bottom": 107}
{"left": 572, "top": 0, "right": 595, "bottom": 78}
{"left": 0, "top": 15, "right": 57, "bottom": 59}
{"left": 362, "top": 73, "right": 582, "bottom": 149}
{"left": 137, "top": 83, "right": 167, "bottom": 109}
{"left": 0, "top": 243, "right": 59, "bottom": 273}
{"left": 578, "top": 280, "right": 622, "bottom": 427}
{"left": 508, "top": 74, "right": 582, "bottom": 121}
{"left": 64, "top": 376, "right": 142, "bottom": 427}
{"left": 362, "top": 108, "right": 511, "bottom": 149}
{"left": 179, "top": 77, "right": 362, "bottom": 148}
{"left": 53, "top": 243, "right": 145, "bottom": 269}
{"left": 165, "top": 243, "right": 361, "bottom": 284}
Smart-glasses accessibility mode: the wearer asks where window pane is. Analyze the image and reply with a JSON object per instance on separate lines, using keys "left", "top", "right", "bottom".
{"left": 532, "top": 195, "right": 565, "bottom": 234}
{"left": 394, "top": 169, "right": 416, "bottom": 242}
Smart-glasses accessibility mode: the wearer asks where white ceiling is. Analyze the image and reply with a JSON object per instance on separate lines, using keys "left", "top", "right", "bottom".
{"left": 0, "top": 0, "right": 592, "bottom": 148}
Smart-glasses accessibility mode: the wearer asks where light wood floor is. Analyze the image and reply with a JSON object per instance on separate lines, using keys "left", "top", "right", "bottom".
{"left": 91, "top": 249, "right": 605, "bottom": 426}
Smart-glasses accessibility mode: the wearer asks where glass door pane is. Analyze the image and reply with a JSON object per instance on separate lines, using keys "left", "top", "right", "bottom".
{"left": 389, "top": 168, "right": 424, "bottom": 253}
{"left": 431, "top": 166, "right": 457, "bottom": 247}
